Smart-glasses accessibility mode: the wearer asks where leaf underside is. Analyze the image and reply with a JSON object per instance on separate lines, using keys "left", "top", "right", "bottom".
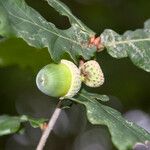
{"left": 101, "top": 19, "right": 150, "bottom": 72}
{"left": 0, "top": 0, "right": 96, "bottom": 63}
{"left": 70, "top": 90, "right": 150, "bottom": 150}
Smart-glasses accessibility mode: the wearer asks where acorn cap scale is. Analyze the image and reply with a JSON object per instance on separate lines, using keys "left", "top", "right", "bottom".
{"left": 60, "top": 60, "right": 81, "bottom": 99}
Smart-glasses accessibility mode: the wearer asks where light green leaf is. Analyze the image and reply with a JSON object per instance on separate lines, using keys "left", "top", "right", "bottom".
{"left": 0, "top": 0, "right": 96, "bottom": 63}
{"left": 81, "top": 89, "right": 109, "bottom": 102}
{"left": 70, "top": 91, "right": 150, "bottom": 150}
{"left": 0, "top": 115, "right": 47, "bottom": 136}
{"left": 0, "top": 38, "right": 50, "bottom": 71}
{"left": 0, "top": 5, "right": 13, "bottom": 37}
{"left": 46, "top": 0, "right": 94, "bottom": 34}
{"left": 101, "top": 19, "right": 150, "bottom": 72}
{"left": 0, "top": 115, "right": 21, "bottom": 136}
{"left": 27, "top": 117, "right": 47, "bottom": 128}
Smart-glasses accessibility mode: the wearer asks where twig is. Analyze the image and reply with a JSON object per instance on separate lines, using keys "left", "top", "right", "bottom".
{"left": 36, "top": 100, "right": 62, "bottom": 150}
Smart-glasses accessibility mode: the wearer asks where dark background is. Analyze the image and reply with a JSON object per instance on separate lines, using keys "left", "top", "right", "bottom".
{"left": 0, "top": 0, "right": 150, "bottom": 149}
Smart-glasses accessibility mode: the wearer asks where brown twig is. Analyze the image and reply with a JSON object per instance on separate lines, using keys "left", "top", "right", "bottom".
{"left": 36, "top": 100, "right": 62, "bottom": 150}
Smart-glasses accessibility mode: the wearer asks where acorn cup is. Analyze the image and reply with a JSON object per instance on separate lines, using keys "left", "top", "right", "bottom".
{"left": 79, "top": 60, "right": 104, "bottom": 87}
{"left": 36, "top": 59, "right": 104, "bottom": 99}
{"left": 36, "top": 59, "right": 81, "bottom": 99}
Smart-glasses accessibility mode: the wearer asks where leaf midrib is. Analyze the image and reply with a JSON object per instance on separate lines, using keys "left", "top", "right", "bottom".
{"left": 1, "top": 0, "right": 85, "bottom": 48}
{"left": 77, "top": 93, "right": 148, "bottom": 141}
{"left": 104, "top": 38, "right": 150, "bottom": 47}
{"left": 9, "top": 11, "right": 81, "bottom": 45}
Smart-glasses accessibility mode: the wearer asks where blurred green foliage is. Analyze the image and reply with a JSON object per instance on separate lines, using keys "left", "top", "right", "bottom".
{"left": 0, "top": 38, "right": 50, "bottom": 71}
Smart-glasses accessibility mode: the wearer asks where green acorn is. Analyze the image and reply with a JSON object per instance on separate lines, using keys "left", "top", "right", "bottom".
{"left": 36, "top": 59, "right": 81, "bottom": 99}
{"left": 80, "top": 60, "right": 104, "bottom": 87}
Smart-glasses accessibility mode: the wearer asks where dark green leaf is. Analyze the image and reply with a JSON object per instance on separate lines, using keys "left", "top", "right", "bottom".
{"left": 101, "top": 19, "right": 150, "bottom": 72}
{"left": 0, "top": 115, "right": 21, "bottom": 136}
{"left": 0, "top": 115, "right": 47, "bottom": 136}
{"left": 70, "top": 92, "right": 150, "bottom": 150}
{"left": 0, "top": 0, "right": 96, "bottom": 63}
